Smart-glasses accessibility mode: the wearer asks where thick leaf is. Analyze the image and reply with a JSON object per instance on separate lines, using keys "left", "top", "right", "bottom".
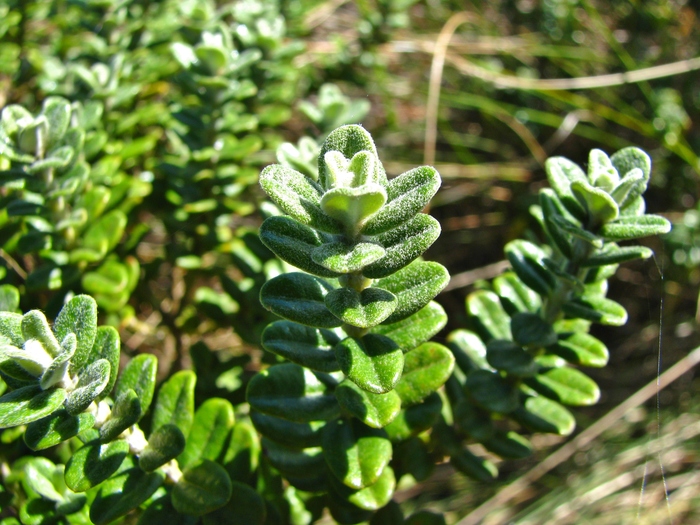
{"left": 599, "top": 214, "right": 671, "bottom": 240}
{"left": 548, "top": 214, "right": 603, "bottom": 248}
{"left": 334, "top": 334, "right": 403, "bottom": 394}
{"left": 151, "top": 370, "right": 196, "bottom": 435}
{"left": 65, "top": 358, "right": 110, "bottom": 415}
{"left": 329, "top": 464, "right": 396, "bottom": 511}
{"left": 446, "top": 329, "right": 491, "bottom": 373}
{"left": 544, "top": 156, "right": 587, "bottom": 219}
{"left": 65, "top": 439, "right": 129, "bottom": 492}
{"left": 510, "top": 312, "right": 557, "bottom": 347}
{"left": 384, "top": 392, "right": 442, "bottom": 441}
{"left": 466, "top": 290, "right": 511, "bottom": 342}
{"left": 113, "top": 354, "right": 157, "bottom": 416}
{"left": 90, "top": 468, "right": 165, "bottom": 525}
{"left": 322, "top": 418, "right": 392, "bottom": 490}
{"left": 571, "top": 181, "right": 619, "bottom": 224}
{"left": 562, "top": 296, "right": 627, "bottom": 326}
{"left": 260, "top": 164, "right": 342, "bottom": 233}
{"left": 179, "top": 398, "right": 234, "bottom": 470}
{"left": 318, "top": 125, "right": 383, "bottom": 190}
{"left": 260, "top": 272, "right": 341, "bottom": 328}
{"left": 39, "top": 334, "right": 75, "bottom": 389}
{"left": 262, "top": 321, "right": 340, "bottom": 373}
{"left": 610, "top": 147, "right": 651, "bottom": 185}
{"left": 376, "top": 261, "right": 449, "bottom": 324}
{"left": 466, "top": 370, "right": 519, "bottom": 414}
{"left": 550, "top": 332, "right": 609, "bottom": 367}
{"left": 504, "top": 240, "right": 556, "bottom": 297}
{"left": 0, "top": 385, "right": 66, "bottom": 428}
{"left": 335, "top": 379, "right": 401, "bottom": 428}
{"left": 582, "top": 244, "right": 653, "bottom": 267}
{"left": 312, "top": 241, "right": 385, "bottom": 274}
{"left": 139, "top": 424, "right": 186, "bottom": 472}
{"left": 89, "top": 326, "right": 120, "bottom": 401}
{"left": 24, "top": 410, "right": 95, "bottom": 450}
{"left": 436, "top": 420, "right": 498, "bottom": 482}
{"left": 453, "top": 400, "right": 495, "bottom": 441}
{"left": 251, "top": 411, "right": 325, "bottom": 449}
{"left": 99, "top": 389, "right": 141, "bottom": 443}
{"left": 539, "top": 189, "right": 574, "bottom": 258}
{"left": 21, "top": 310, "right": 60, "bottom": 357}
{"left": 371, "top": 301, "right": 447, "bottom": 353}
{"left": 363, "top": 166, "right": 441, "bottom": 235}
{"left": 611, "top": 168, "right": 647, "bottom": 209}
{"left": 325, "top": 287, "right": 397, "bottom": 328}
{"left": 0, "top": 312, "right": 23, "bottom": 347}
{"left": 53, "top": 295, "right": 98, "bottom": 374}
{"left": 364, "top": 214, "right": 441, "bottom": 279}
{"left": 259, "top": 216, "right": 338, "bottom": 277}
{"left": 172, "top": 460, "right": 232, "bottom": 516}
{"left": 512, "top": 395, "right": 576, "bottom": 436}
{"left": 482, "top": 431, "right": 532, "bottom": 459}
{"left": 222, "top": 421, "right": 260, "bottom": 483}
{"left": 486, "top": 340, "right": 538, "bottom": 377}
{"left": 202, "top": 481, "right": 266, "bottom": 525}
{"left": 493, "top": 272, "right": 541, "bottom": 314}
{"left": 263, "top": 438, "right": 325, "bottom": 477}
{"left": 525, "top": 367, "right": 600, "bottom": 406}
{"left": 394, "top": 343, "right": 454, "bottom": 406}
{"left": 320, "top": 184, "right": 387, "bottom": 231}
{"left": 587, "top": 148, "right": 619, "bottom": 190}
{"left": 247, "top": 363, "right": 340, "bottom": 422}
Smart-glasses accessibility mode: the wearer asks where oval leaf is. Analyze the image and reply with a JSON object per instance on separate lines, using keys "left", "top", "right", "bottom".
{"left": 525, "top": 367, "right": 600, "bottom": 406}
{"left": 394, "top": 343, "right": 454, "bottom": 406}
{"left": 334, "top": 334, "right": 404, "bottom": 394}
{"left": 325, "top": 287, "right": 397, "bottom": 328}
{"left": 261, "top": 321, "right": 340, "bottom": 373}
{"left": 335, "top": 379, "right": 402, "bottom": 428}
{"left": 0, "top": 385, "right": 66, "bottom": 428}
{"left": 172, "top": 460, "right": 232, "bottom": 516}
{"left": 260, "top": 273, "right": 341, "bottom": 328}
{"left": 65, "top": 439, "right": 129, "bottom": 492}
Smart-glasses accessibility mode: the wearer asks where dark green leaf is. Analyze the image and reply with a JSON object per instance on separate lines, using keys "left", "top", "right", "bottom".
{"left": 510, "top": 312, "right": 557, "bottom": 347}
{"left": 89, "top": 326, "right": 120, "bottom": 401}
{"left": 54, "top": 295, "right": 98, "bottom": 374}
{"left": 466, "top": 290, "right": 512, "bottom": 342}
{"left": 312, "top": 241, "right": 385, "bottom": 274}
{"left": 512, "top": 395, "right": 576, "bottom": 435}
{"left": 486, "top": 340, "right": 538, "bottom": 377}
{"left": 334, "top": 334, "right": 403, "bottom": 394}
{"left": 371, "top": 301, "right": 447, "bottom": 353}
{"left": 335, "top": 379, "right": 401, "bottom": 428}
{"left": 504, "top": 240, "right": 556, "bottom": 297}
{"left": 65, "top": 439, "right": 129, "bottom": 492}
{"left": 251, "top": 411, "right": 325, "bottom": 449}
{"left": 550, "top": 332, "right": 609, "bottom": 367}
{"left": 113, "top": 354, "right": 157, "bottom": 417}
{"left": 453, "top": 400, "right": 494, "bottom": 441}
{"left": 493, "top": 272, "right": 541, "bottom": 314}
{"left": 99, "top": 389, "right": 141, "bottom": 443}
{"left": 172, "top": 460, "right": 232, "bottom": 516}
{"left": 329, "top": 464, "right": 395, "bottom": 511}
{"left": 139, "top": 424, "right": 186, "bottom": 472}
{"left": 24, "top": 410, "right": 95, "bottom": 450}
{"left": 0, "top": 386, "right": 66, "bottom": 428}
{"left": 65, "top": 358, "right": 110, "bottom": 415}
{"left": 202, "top": 481, "right": 266, "bottom": 525}
{"left": 466, "top": 370, "right": 519, "bottom": 414}
{"left": 581, "top": 244, "right": 653, "bottom": 267}
{"left": 446, "top": 329, "right": 491, "bottom": 373}
{"left": 90, "top": 468, "right": 165, "bottom": 525}
{"left": 562, "top": 296, "right": 627, "bottom": 326}
{"left": 263, "top": 438, "right": 325, "bottom": 477}
{"left": 262, "top": 321, "right": 340, "bottom": 373}
{"left": 384, "top": 392, "right": 442, "bottom": 441}
{"left": 599, "top": 214, "right": 671, "bottom": 241}
{"left": 482, "top": 431, "right": 532, "bottom": 459}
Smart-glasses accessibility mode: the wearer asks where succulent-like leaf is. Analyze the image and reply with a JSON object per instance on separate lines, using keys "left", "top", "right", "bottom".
{"left": 320, "top": 184, "right": 387, "bottom": 230}
{"left": 466, "top": 370, "right": 519, "bottom": 414}
{"left": 312, "top": 241, "right": 386, "bottom": 274}
{"left": 493, "top": 272, "right": 541, "bottom": 314}
{"left": 251, "top": 411, "right": 325, "bottom": 449}
{"left": 466, "top": 290, "right": 512, "bottom": 342}
{"left": 384, "top": 392, "right": 442, "bottom": 441}
{"left": 263, "top": 438, "right": 325, "bottom": 477}
{"left": 394, "top": 343, "right": 454, "bottom": 406}
{"left": 151, "top": 370, "right": 196, "bottom": 436}
{"left": 322, "top": 418, "right": 392, "bottom": 490}
{"left": 261, "top": 321, "right": 340, "bottom": 373}
{"left": 98, "top": 389, "right": 142, "bottom": 443}
{"left": 504, "top": 240, "right": 556, "bottom": 297}
{"left": 510, "top": 312, "right": 557, "bottom": 347}
{"left": 334, "top": 334, "right": 404, "bottom": 394}
{"left": 90, "top": 468, "right": 165, "bottom": 525}
{"left": 525, "top": 367, "right": 600, "bottom": 406}
{"left": 260, "top": 272, "right": 341, "bottom": 328}
{"left": 482, "top": 431, "right": 532, "bottom": 459}
{"left": 0, "top": 385, "right": 66, "bottom": 428}
{"left": 139, "top": 424, "right": 186, "bottom": 472}
{"left": 247, "top": 363, "right": 340, "bottom": 422}
{"left": 485, "top": 340, "right": 538, "bottom": 377}
{"left": 54, "top": 295, "right": 98, "bottom": 374}
{"left": 65, "top": 439, "right": 129, "bottom": 492}
{"left": 446, "top": 329, "right": 491, "bottom": 373}
{"left": 512, "top": 395, "right": 575, "bottom": 436}
{"left": 562, "top": 296, "right": 627, "bottom": 326}
{"left": 0, "top": 312, "right": 24, "bottom": 347}
{"left": 550, "top": 332, "right": 609, "bottom": 367}
{"left": 581, "top": 244, "right": 653, "bottom": 267}
{"left": 335, "top": 379, "right": 402, "bottom": 428}
{"left": 571, "top": 180, "right": 619, "bottom": 225}
{"left": 179, "top": 398, "right": 234, "bottom": 470}
{"left": 171, "top": 460, "right": 232, "bottom": 516}
{"left": 329, "top": 464, "right": 396, "bottom": 511}
{"left": 24, "top": 410, "right": 95, "bottom": 450}
{"left": 113, "top": 354, "right": 157, "bottom": 417}
{"left": 202, "top": 481, "right": 267, "bottom": 525}
{"left": 599, "top": 214, "right": 671, "bottom": 241}
{"left": 371, "top": 301, "right": 447, "bottom": 353}
{"left": 325, "top": 287, "right": 397, "bottom": 328}
{"left": 453, "top": 399, "right": 495, "bottom": 441}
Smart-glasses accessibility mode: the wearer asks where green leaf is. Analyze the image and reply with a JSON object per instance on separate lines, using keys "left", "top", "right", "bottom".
{"left": 247, "top": 363, "right": 340, "bottom": 422}
{"left": 335, "top": 379, "right": 401, "bottom": 428}
{"left": 466, "top": 370, "right": 519, "bottom": 414}
{"left": 151, "top": 370, "right": 196, "bottom": 436}
{"left": 179, "top": 398, "right": 234, "bottom": 470}
{"left": 312, "top": 241, "right": 386, "bottom": 274}
{"left": 259, "top": 216, "right": 339, "bottom": 277}
{"left": 405, "top": 511, "right": 447, "bottom": 525}
{"left": 139, "top": 424, "right": 186, "bottom": 472}
{"left": 202, "top": 481, "right": 266, "bottom": 525}
{"left": 260, "top": 272, "right": 341, "bottom": 328}
{"left": 251, "top": 411, "right": 325, "bottom": 449}
{"left": 610, "top": 147, "right": 651, "bottom": 185}
{"left": 320, "top": 185, "right": 387, "bottom": 231}
{"left": 364, "top": 214, "right": 441, "bottom": 278}
{"left": 260, "top": 164, "right": 342, "bottom": 234}
{"left": 453, "top": 400, "right": 494, "bottom": 441}
{"left": 54, "top": 295, "right": 98, "bottom": 374}
{"left": 90, "top": 468, "right": 165, "bottom": 525}
{"left": 466, "top": 290, "right": 512, "bottom": 342}
{"left": 512, "top": 395, "right": 576, "bottom": 436}
{"left": 42, "top": 97, "right": 71, "bottom": 148}
{"left": 0, "top": 285, "right": 19, "bottom": 313}
{"left": 0, "top": 312, "right": 23, "bottom": 347}
{"left": 587, "top": 149, "right": 619, "bottom": 191}
{"left": 334, "top": 334, "right": 403, "bottom": 394}
{"left": 88, "top": 327, "right": 120, "bottom": 402}
{"left": 510, "top": 312, "right": 557, "bottom": 347}
{"left": 394, "top": 343, "right": 454, "bottom": 406}
{"left": 493, "top": 272, "right": 541, "bottom": 314}
{"left": 113, "top": 354, "right": 157, "bottom": 417}
{"left": 525, "top": 367, "right": 600, "bottom": 406}
{"left": 376, "top": 261, "right": 449, "bottom": 324}
{"left": 482, "top": 431, "right": 532, "bottom": 459}
{"left": 24, "top": 410, "right": 95, "bottom": 450}
{"left": 325, "top": 287, "right": 397, "bottom": 328}
{"left": 21, "top": 310, "right": 61, "bottom": 357}
{"left": 78, "top": 210, "right": 127, "bottom": 259}
{"left": 65, "top": 439, "right": 129, "bottom": 492}
{"left": 571, "top": 180, "right": 619, "bottom": 224}
{"left": 263, "top": 438, "right": 325, "bottom": 477}
{"left": 611, "top": 168, "right": 647, "bottom": 209}
{"left": 0, "top": 385, "right": 66, "bottom": 428}
{"left": 581, "top": 244, "right": 653, "bottom": 267}
{"left": 544, "top": 156, "right": 587, "bottom": 219}
{"left": 82, "top": 261, "right": 129, "bottom": 295}
{"left": 550, "top": 332, "right": 609, "bottom": 367}
{"left": 99, "top": 389, "right": 141, "bottom": 443}
{"left": 322, "top": 418, "right": 392, "bottom": 489}
{"left": 363, "top": 166, "right": 441, "bottom": 235}
{"left": 371, "top": 301, "right": 447, "bottom": 353}
{"left": 222, "top": 421, "right": 260, "bottom": 483}
{"left": 450, "top": 447, "right": 498, "bottom": 482}
{"left": 318, "top": 125, "right": 383, "bottom": 190}
{"left": 446, "top": 329, "right": 491, "bottom": 374}
{"left": 329, "top": 464, "right": 395, "bottom": 511}
{"left": 486, "top": 340, "right": 538, "bottom": 377}
{"left": 384, "top": 392, "right": 442, "bottom": 441}
{"left": 172, "top": 460, "right": 232, "bottom": 516}
{"left": 39, "top": 334, "right": 75, "bottom": 389}
{"left": 562, "top": 296, "right": 627, "bottom": 326}
{"left": 599, "top": 215, "right": 671, "bottom": 240}
{"left": 548, "top": 214, "right": 603, "bottom": 248}
{"left": 65, "top": 358, "right": 110, "bottom": 415}
{"left": 261, "top": 321, "right": 340, "bottom": 373}
{"left": 504, "top": 240, "right": 556, "bottom": 297}
{"left": 539, "top": 189, "right": 574, "bottom": 258}
{"left": 369, "top": 500, "right": 404, "bottom": 525}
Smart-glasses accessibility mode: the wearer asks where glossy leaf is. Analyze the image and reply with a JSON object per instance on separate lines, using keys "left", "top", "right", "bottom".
{"left": 172, "top": 460, "right": 232, "bottom": 516}
{"left": 179, "top": 398, "right": 235, "bottom": 470}
{"left": 493, "top": 272, "right": 541, "bottom": 314}
{"left": 262, "top": 321, "right": 340, "bottom": 373}
{"left": 263, "top": 438, "right": 325, "bottom": 477}
{"left": 447, "top": 329, "right": 491, "bottom": 373}
{"left": 325, "top": 287, "right": 397, "bottom": 328}
{"left": 466, "top": 290, "right": 511, "bottom": 342}
{"left": 90, "top": 468, "right": 165, "bottom": 525}
{"left": 504, "top": 240, "right": 556, "bottom": 297}
{"left": 562, "top": 296, "right": 627, "bottom": 326}
{"left": 0, "top": 385, "right": 66, "bottom": 428}
{"left": 24, "top": 410, "right": 95, "bottom": 450}
{"left": 394, "top": 343, "right": 454, "bottom": 406}
{"left": 371, "top": 301, "right": 447, "bottom": 353}
{"left": 384, "top": 392, "right": 442, "bottom": 441}
{"left": 335, "top": 379, "right": 401, "bottom": 428}
{"left": 525, "top": 367, "right": 600, "bottom": 406}
{"left": 322, "top": 418, "right": 392, "bottom": 489}
{"left": 376, "top": 261, "right": 449, "bottom": 324}
{"left": 550, "top": 332, "right": 609, "bottom": 367}
{"left": 151, "top": 370, "right": 196, "bottom": 435}
{"left": 65, "top": 439, "right": 129, "bottom": 492}
{"left": 247, "top": 363, "right": 340, "bottom": 422}
{"left": 330, "top": 464, "right": 396, "bottom": 511}
{"left": 512, "top": 395, "right": 576, "bottom": 436}
{"left": 334, "top": 334, "right": 403, "bottom": 394}
{"left": 260, "top": 272, "right": 341, "bottom": 328}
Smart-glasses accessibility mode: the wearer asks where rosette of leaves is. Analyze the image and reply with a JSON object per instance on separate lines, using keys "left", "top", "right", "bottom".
{"left": 440, "top": 147, "right": 672, "bottom": 481}
{"left": 0, "top": 97, "right": 149, "bottom": 316}
{"left": 248, "top": 125, "right": 454, "bottom": 521}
